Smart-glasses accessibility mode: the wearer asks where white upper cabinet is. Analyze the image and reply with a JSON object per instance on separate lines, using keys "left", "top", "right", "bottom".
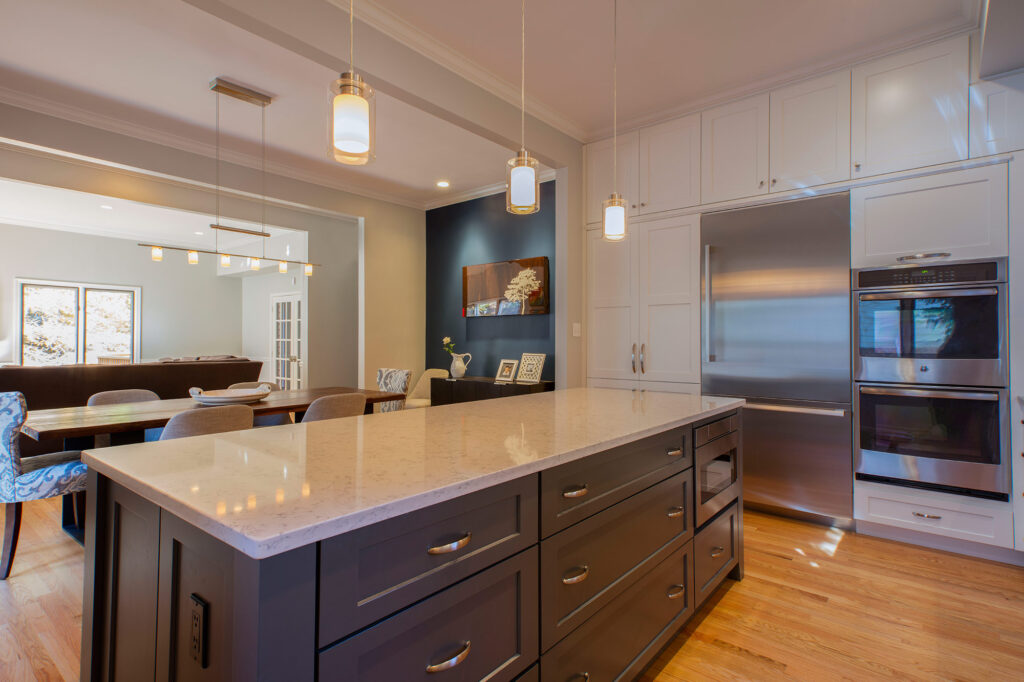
{"left": 701, "top": 93, "right": 770, "bottom": 204}
{"left": 970, "top": 71, "right": 1024, "bottom": 157}
{"left": 638, "top": 113, "right": 701, "bottom": 214}
{"left": 585, "top": 131, "right": 639, "bottom": 225}
{"left": 850, "top": 164, "right": 1008, "bottom": 268}
{"left": 586, "top": 229, "right": 636, "bottom": 380}
{"left": 769, "top": 71, "right": 851, "bottom": 191}
{"left": 851, "top": 35, "right": 969, "bottom": 177}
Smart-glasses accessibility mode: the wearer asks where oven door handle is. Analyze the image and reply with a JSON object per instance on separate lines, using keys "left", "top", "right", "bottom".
{"left": 858, "top": 287, "right": 999, "bottom": 301}
{"left": 859, "top": 386, "right": 1000, "bottom": 401}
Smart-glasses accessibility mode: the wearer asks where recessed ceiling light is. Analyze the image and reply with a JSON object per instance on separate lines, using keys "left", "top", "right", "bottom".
{"left": 436, "top": 180, "right": 450, "bottom": 188}
{"left": 100, "top": 204, "right": 113, "bottom": 210}
{"left": 194, "top": 231, "right": 204, "bottom": 236}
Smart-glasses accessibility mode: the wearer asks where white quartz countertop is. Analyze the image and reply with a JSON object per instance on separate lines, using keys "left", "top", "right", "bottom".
{"left": 83, "top": 388, "right": 744, "bottom": 559}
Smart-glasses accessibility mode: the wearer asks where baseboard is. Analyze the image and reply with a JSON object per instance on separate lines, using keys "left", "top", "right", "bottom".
{"left": 856, "top": 520, "right": 1024, "bottom": 566}
{"left": 744, "top": 501, "right": 855, "bottom": 531}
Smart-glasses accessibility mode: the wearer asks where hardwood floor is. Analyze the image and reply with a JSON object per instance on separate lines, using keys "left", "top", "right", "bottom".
{"left": 1, "top": 501, "right": 1022, "bottom": 681}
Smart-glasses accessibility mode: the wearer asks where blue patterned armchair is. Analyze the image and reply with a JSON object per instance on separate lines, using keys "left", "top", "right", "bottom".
{"left": 375, "top": 368, "right": 412, "bottom": 412}
{"left": 1, "top": 391, "right": 87, "bottom": 579}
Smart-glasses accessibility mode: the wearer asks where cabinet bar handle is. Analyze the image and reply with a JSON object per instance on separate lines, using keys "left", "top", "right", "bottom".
{"left": 666, "top": 506, "right": 685, "bottom": 519}
{"left": 569, "top": 674, "right": 591, "bottom": 682}
{"left": 425, "top": 641, "right": 471, "bottom": 673}
{"left": 912, "top": 511, "right": 942, "bottom": 520}
{"left": 562, "top": 565, "right": 590, "bottom": 585}
{"left": 631, "top": 343, "right": 637, "bottom": 374}
{"left": 896, "top": 252, "right": 951, "bottom": 263}
{"left": 640, "top": 343, "right": 646, "bottom": 374}
{"left": 666, "top": 584, "right": 686, "bottom": 600}
{"left": 666, "top": 448, "right": 683, "bottom": 458}
{"left": 427, "top": 532, "right": 471, "bottom": 555}
{"left": 710, "top": 546, "right": 725, "bottom": 558}
{"left": 562, "top": 484, "right": 589, "bottom": 499}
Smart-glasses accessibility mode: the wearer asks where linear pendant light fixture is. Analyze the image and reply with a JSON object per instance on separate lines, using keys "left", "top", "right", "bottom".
{"left": 603, "top": 0, "right": 627, "bottom": 242}
{"left": 506, "top": 0, "right": 539, "bottom": 215}
{"left": 331, "top": 0, "right": 375, "bottom": 165}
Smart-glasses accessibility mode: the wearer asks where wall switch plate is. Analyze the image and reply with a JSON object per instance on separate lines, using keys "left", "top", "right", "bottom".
{"left": 572, "top": 322, "right": 582, "bottom": 337}
{"left": 190, "top": 593, "right": 209, "bottom": 669}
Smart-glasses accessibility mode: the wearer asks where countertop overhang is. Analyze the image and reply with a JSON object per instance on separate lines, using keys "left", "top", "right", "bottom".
{"left": 83, "top": 388, "right": 744, "bottom": 558}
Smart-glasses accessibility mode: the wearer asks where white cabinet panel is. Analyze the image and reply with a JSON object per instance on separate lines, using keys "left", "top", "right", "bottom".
{"left": 769, "top": 71, "right": 851, "bottom": 191}
{"left": 639, "top": 113, "right": 700, "bottom": 214}
{"left": 970, "top": 72, "right": 1024, "bottom": 157}
{"left": 636, "top": 216, "right": 700, "bottom": 383}
{"left": 584, "top": 131, "right": 639, "bottom": 225}
{"left": 701, "top": 93, "right": 769, "bottom": 203}
{"left": 1009, "top": 156, "right": 1024, "bottom": 551}
{"left": 851, "top": 35, "right": 969, "bottom": 177}
{"left": 586, "top": 230, "right": 636, "bottom": 380}
{"left": 851, "top": 164, "right": 1008, "bottom": 267}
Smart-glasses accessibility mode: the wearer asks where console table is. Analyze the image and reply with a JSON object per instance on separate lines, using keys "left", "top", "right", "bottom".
{"left": 431, "top": 376, "right": 554, "bottom": 405}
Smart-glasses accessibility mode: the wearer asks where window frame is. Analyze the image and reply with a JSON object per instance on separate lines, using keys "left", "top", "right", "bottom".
{"left": 15, "top": 277, "right": 142, "bottom": 366}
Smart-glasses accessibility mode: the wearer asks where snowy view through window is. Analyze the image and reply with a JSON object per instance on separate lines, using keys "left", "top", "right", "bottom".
{"left": 21, "top": 282, "right": 136, "bottom": 366}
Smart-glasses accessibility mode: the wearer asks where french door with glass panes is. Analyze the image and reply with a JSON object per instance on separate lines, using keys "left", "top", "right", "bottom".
{"left": 271, "top": 293, "right": 304, "bottom": 389}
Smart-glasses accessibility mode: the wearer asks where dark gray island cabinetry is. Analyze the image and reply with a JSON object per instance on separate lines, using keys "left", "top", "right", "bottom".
{"left": 80, "top": 389, "right": 743, "bottom": 681}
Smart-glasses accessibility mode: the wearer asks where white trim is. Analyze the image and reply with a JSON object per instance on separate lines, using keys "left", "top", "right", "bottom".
{"left": 424, "top": 169, "right": 557, "bottom": 211}
{"left": 856, "top": 520, "right": 1024, "bottom": 566}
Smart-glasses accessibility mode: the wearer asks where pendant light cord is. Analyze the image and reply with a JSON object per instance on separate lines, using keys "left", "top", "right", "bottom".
{"left": 261, "top": 104, "right": 267, "bottom": 260}
{"left": 349, "top": 0, "right": 355, "bottom": 73}
{"left": 521, "top": 0, "right": 526, "bottom": 151}
{"left": 215, "top": 91, "right": 220, "bottom": 256}
{"left": 612, "top": 0, "right": 618, "bottom": 193}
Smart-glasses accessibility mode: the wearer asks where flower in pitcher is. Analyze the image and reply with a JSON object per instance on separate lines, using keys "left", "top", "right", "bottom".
{"left": 442, "top": 336, "right": 456, "bottom": 354}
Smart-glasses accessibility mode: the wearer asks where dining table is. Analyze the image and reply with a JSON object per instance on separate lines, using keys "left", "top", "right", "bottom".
{"left": 20, "top": 386, "right": 406, "bottom": 541}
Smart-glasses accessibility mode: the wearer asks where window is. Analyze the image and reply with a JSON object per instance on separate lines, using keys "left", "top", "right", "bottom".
{"left": 17, "top": 279, "right": 141, "bottom": 366}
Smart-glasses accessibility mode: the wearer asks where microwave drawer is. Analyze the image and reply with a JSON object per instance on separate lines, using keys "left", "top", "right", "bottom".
{"left": 318, "top": 547, "right": 538, "bottom": 682}
{"left": 540, "top": 427, "right": 690, "bottom": 537}
{"left": 694, "top": 502, "right": 739, "bottom": 606}
{"left": 540, "top": 470, "right": 691, "bottom": 651}
{"left": 694, "top": 413, "right": 739, "bottom": 447}
{"left": 540, "top": 540, "right": 694, "bottom": 682}
{"left": 319, "top": 476, "right": 538, "bottom": 646}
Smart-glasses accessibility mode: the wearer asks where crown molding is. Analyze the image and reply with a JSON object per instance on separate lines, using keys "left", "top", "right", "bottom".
{"left": 424, "top": 168, "right": 556, "bottom": 211}
{"left": 337, "top": 0, "right": 587, "bottom": 142}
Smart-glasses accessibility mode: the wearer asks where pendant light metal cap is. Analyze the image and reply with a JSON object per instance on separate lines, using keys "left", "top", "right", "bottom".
{"left": 330, "top": 72, "right": 375, "bottom": 166}
{"left": 506, "top": 149, "right": 540, "bottom": 215}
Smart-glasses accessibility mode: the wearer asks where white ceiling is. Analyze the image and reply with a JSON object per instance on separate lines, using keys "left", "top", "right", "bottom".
{"left": 366, "top": 0, "right": 981, "bottom": 140}
{"left": 0, "top": 0, "right": 528, "bottom": 208}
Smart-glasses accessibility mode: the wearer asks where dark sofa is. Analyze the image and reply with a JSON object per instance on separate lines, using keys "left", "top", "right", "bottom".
{"left": 1, "top": 359, "right": 262, "bottom": 456}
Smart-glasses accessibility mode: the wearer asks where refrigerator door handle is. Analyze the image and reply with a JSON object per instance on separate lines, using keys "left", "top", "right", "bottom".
{"left": 703, "top": 244, "right": 713, "bottom": 362}
{"left": 744, "top": 402, "right": 848, "bottom": 418}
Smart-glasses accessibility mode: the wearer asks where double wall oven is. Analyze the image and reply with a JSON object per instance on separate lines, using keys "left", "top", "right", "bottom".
{"left": 853, "top": 258, "right": 1010, "bottom": 499}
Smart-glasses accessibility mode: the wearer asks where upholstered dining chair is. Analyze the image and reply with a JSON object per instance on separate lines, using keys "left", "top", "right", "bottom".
{"left": 159, "top": 405, "right": 254, "bottom": 440}
{"left": 228, "top": 381, "right": 292, "bottom": 427}
{"left": 300, "top": 394, "right": 367, "bottom": 423}
{"left": 1, "top": 391, "right": 87, "bottom": 579}
{"left": 376, "top": 368, "right": 412, "bottom": 412}
{"left": 88, "top": 388, "right": 162, "bottom": 443}
{"left": 404, "top": 369, "right": 449, "bottom": 409}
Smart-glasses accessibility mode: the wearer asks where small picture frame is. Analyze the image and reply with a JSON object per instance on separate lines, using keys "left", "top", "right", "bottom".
{"left": 495, "top": 359, "right": 519, "bottom": 384}
{"left": 516, "top": 353, "right": 546, "bottom": 384}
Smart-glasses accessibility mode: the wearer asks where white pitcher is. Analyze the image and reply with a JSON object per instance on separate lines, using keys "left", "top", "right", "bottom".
{"left": 450, "top": 352, "right": 472, "bottom": 379}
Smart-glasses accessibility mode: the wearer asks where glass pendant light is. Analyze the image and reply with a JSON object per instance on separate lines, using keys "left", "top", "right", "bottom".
{"left": 330, "top": 0, "right": 375, "bottom": 165}
{"left": 187, "top": 250, "right": 199, "bottom": 265}
{"left": 279, "top": 260, "right": 288, "bottom": 274}
{"left": 151, "top": 246, "right": 163, "bottom": 262}
{"left": 220, "top": 254, "right": 231, "bottom": 268}
{"left": 603, "top": 0, "right": 627, "bottom": 242}
{"left": 506, "top": 0, "right": 539, "bottom": 214}
{"left": 304, "top": 263, "right": 314, "bottom": 277}
{"left": 250, "top": 257, "right": 261, "bottom": 271}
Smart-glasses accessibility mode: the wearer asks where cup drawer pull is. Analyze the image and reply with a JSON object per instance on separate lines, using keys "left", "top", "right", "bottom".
{"left": 425, "top": 640, "right": 471, "bottom": 673}
{"left": 666, "top": 584, "right": 686, "bottom": 600}
{"left": 912, "top": 511, "right": 942, "bottom": 520}
{"left": 666, "top": 448, "right": 684, "bottom": 458}
{"left": 562, "top": 565, "right": 590, "bottom": 585}
{"left": 427, "top": 532, "right": 472, "bottom": 555}
{"left": 562, "top": 484, "right": 589, "bottom": 499}
{"left": 666, "top": 506, "right": 685, "bottom": 519}
{"left": 710, "top": 546, "right": 725, "bottom": 558}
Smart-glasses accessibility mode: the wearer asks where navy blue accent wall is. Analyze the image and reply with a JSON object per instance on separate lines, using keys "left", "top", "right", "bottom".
{"left": 425, "top": 181, "right": 556, "bottom": 381}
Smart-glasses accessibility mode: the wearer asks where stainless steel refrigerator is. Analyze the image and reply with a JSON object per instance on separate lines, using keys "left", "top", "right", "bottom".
{"left": 701, "top": 193, "right": 853, "bottom": 522}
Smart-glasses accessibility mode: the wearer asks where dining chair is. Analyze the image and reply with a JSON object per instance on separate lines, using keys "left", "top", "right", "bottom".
{"left": 159, "top": 405, "right": 254, "bottom": 440}
{"left": 300, "top": 394, "right": 367, "bottom": 423}
{"left": 404, "top": 369, "right": 449, "bottom": 409}
{"left": 1, "top": 391, "right": 87, "bottom": 579}
{"left": 88, "top": 388, "right": 162, "bottom": 443}
{"left": 376, "top": 368, "right": 412, "bottom": 412}
{"left": 228, "top": 381, "right": 292, "bottom": 427}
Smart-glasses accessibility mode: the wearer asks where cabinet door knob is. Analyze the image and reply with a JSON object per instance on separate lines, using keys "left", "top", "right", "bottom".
{"left": 562, "top": 565, "right": 590, "bottom": 585}
{"left": 631, "top": 204, "right": 637, "bottom": 209}
{"left": 426, "top": 641, "right": 471, "bottom": 673}
{"left": 771, "top": 178, "right": 777, "bottom": 185}
{"left": 666, "top": 506, "right": 685, "bottom": 519}
{"left": 666, "top": 584, "right": 686, "bottom": 600}
{"left": 854, "top": 163, "right": 861, "bottom": 171}
{"left": 562, "top": 484, "right": 589, "bottom": 499}
{"left": 710, "top": 546, "right": 725, "bottom": 558}
{"left": 640, "top": 202, "right": 647, "bottom": 206}
{"left": 427, "top": 532, "right": 472, "bottom": 555}
{"left": 758, "top": 180, "right": 765, "bottom": 187}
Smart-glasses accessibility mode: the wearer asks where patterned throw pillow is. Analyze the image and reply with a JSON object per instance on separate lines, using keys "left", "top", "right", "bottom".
{"left": 376, "top": 369, "right": 412, "bottom": 413}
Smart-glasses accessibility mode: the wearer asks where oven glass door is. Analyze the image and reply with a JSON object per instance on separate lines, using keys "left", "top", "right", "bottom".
{"left": 857, "top": 287, "right": 999, "bottom": 361}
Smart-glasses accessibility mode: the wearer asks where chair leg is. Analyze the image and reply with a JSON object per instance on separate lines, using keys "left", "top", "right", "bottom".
{"left": 1, "top": 502, "right": 23, "bottom": 580}
{"left": 74, "top": 492, "right": 87, "bottom": 530}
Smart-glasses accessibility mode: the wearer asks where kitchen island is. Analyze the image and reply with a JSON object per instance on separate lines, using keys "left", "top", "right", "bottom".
{"left": 80, "top": 388, "right": 744, "bottom": 681}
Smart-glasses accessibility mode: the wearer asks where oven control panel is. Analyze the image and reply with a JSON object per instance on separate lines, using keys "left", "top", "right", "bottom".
{"left": 856, "top": 260, "right": 1002, "bottom": 289}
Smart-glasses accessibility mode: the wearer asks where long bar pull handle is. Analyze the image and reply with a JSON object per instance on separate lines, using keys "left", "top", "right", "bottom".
{"left": 859, "top": 386, "right": 1000, "bottom": 402}
{"left": 631, "top": 343, "right": 637, "bottom": 374}
{"left": 427, "top": 532, "right": 471, "bottom": 555}
{"left": 710, "top": 546, "right": 725, "bottom": 558}
{"left": 912, "top": 511, "right": 942, "bottom": 520}
{"left": 562, "top": 484, "right": 589, "bottom": 499}
{"left": 562, "top": 565, "right": 590, "bottom": 585}
{"left": 744, "top": 403, "right": 848, "bottom": 418}
{"left": 426, "top": 641, "right": 471, "bottom": 673}
{"left": 666, "top": 584, "right": 687, "bottom": 600}
{"left": 703, "top": 244, "right": 713, "bottom": 362}
{"left": 640, "top": 343, "right": 646, "bottom": 374}
{"left": 896, "top": 252, "right": 951, "bottom": 263}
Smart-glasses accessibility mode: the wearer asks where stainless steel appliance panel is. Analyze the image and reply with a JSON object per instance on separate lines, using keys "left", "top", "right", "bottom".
{"left": 701, "top": 194, "right": 851, "bottom": 403}
{"left": 742, "top": 400, "right": 853, "bottom": 519}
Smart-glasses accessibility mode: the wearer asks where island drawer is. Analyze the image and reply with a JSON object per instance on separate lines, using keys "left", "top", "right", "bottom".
{"left": 540, "top": 426, "right": 691, "bottom": 537}
{"left": 694, "top": 502, "right": 739, "bottom": 606}
{"left": 319, "top": 475, "right": 538, "bottom": 645}
{"left": 318, "top": 546, "right": 538, "bottom": 682}
{"left": 540, "top": 470, "right": 692, "bottom": 651}
{"left": 541, "top": 539, "right": 694, "bottom": 682}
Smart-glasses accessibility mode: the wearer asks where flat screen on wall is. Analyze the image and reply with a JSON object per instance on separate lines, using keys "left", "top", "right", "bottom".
{"left": 463, "top": 256, "right": 549, "bottom": 317}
